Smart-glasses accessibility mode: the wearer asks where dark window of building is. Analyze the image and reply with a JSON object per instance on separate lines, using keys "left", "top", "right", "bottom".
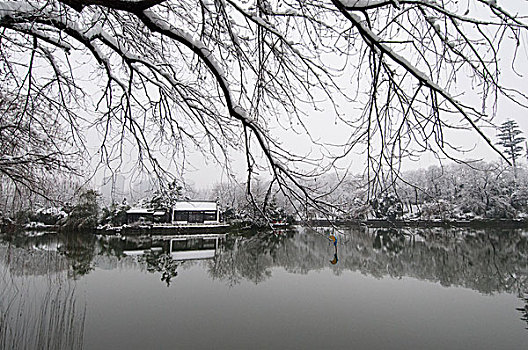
{"left": 188, "top": 212, "right": 204, "bottom": 223}
{"left": 174, "top": 211, "right": 189, "bottom": 222}
{"left": 171, "top": 238, "right": 215, "bottom": 251}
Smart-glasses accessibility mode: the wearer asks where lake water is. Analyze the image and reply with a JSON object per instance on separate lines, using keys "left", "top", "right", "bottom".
{"left": 1, "top": 226, "right": 527, "bottom": 349}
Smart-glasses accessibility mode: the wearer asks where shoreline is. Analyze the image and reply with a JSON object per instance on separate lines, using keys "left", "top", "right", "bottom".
{"left": 3, "top": 218, "right": 528, "bottom": 236}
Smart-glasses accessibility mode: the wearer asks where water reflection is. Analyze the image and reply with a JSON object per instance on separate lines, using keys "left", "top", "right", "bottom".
{"left": 97, "top": 233, "right": 225, "bottom": 286}
{"left": 1, "top": 226, "right": 528, "bottom": 348}
{"left": 0, "top": 234, "right": 86, "bottom": 349}
{"left": 373, "top": 228, "right": 406, "bottom": 255}
{"left": 518, "top": 294, "right": 528, "bottom": 330}
{"left": 139, "top": 251, "right": 181, "bottom": 287}
{"left": 0, "top": 233, "right": 95, "bottom": 278}
{"left": 211, "top": 227, "right": 528, "bottom": 296}
{"left": 2, "top": 228, "right": 528, "bottom": 294}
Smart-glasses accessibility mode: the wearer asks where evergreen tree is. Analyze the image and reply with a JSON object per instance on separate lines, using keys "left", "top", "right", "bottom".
{"left": 497, "top": 120, "right": 525, "bottom": 171}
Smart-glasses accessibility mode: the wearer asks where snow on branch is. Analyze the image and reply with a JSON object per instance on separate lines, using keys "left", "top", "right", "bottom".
{"left": 340, "top": 0, "right": 399, "bottom": 10}
{"left": 332, "top": 0, "right": 513, "bottom": 163}
{"left": 59, "top": 0, "right": 166, "bottom": 12}
{"left": 341, "top": 0, "right": 528, "bottom": 28}
{"left": 137, "top": 10, "right": 273, "bottom": 147}
{"left": 1, "top": 0, "right": 528, "bottom": 214}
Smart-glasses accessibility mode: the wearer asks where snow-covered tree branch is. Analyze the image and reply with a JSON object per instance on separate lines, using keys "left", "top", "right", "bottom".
{"left": 1, "top": 0, "right": 527, "bottom": 215}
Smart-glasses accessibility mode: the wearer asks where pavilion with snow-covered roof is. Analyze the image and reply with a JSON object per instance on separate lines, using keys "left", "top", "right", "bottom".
{"left": 172, "top": 201, "right": 219, "bottom": 224}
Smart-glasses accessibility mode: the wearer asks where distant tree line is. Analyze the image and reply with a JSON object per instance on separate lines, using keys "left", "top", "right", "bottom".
{"left": 208, "top": 159, "right": 528, "bottom": 223}
{"left": 4, "top": 160, "right": 528, "bottom": 234}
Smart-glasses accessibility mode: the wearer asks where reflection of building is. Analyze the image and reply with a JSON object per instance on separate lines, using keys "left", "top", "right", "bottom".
{"left": 172, "top": 201, "right": 219, "bottom": 224}
{"left": 170, "top": 235, "right": 220, "bottom": 260}
{"left": 118, "top": 234, "right": 224, "bottom": 261}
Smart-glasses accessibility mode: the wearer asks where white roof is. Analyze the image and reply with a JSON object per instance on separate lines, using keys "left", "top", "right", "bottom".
{"left": 173, "top": 201, "right": 217, "bottom": 211}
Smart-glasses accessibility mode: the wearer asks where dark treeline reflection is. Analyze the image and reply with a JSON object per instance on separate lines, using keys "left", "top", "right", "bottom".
{"left": 209, "top": 227, "right": 528, "bottom": 295}
{"left": 2, "top": 228, "right": 528, "bottom": 293}
{"left": 1, "top": 226, "right": 528, "bottom": 339}
{"left": 209, "top": 227, "right": 528, "bottom": 330}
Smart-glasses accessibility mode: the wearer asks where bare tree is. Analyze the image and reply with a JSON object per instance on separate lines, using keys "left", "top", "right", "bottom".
{"left": 0, "top": 91, "right": 81, "bottom": 203}
{"left": 1, "top": 0, "right": 527, "bottom": 216}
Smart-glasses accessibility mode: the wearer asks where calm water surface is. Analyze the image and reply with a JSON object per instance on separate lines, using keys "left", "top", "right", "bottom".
{"left": 1, "top": 226, "right": 527, "bottom": 349}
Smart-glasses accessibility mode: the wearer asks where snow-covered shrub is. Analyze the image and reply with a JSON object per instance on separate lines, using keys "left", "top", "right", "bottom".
{"left": 32, "top": 206, "right": 68, "bottom": 225}
{"left": 370, "top": 193, "right": 403, "bottom": 220}
{"left": 420, "top": 200, "right": 453, "bottom": 220}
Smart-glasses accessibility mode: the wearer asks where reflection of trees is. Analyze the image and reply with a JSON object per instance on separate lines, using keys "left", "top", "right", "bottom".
{"left": 373, "top": 229, "right": 406, "bottom": 255}
{"left": 3, "top": 226, "right": 527, "bottom": 296}
{"left": 518, "top": 294, "right": 528, "bottom": 330}
{"left": 0, "top": 234, "right": 95, "bottom": 278}
{"left": 208, "top": 237, "right": 241, "bottom": 287}
{"left": 0, "top": 240, "right": 86, "bottom": 349}
{"left": 211, "top": 227, "right": 528, "bottom": 295}
{"left": 209, "top": 231, "right": 293, "bottom": 285}
{"left": 349, "top": 227, "right": 528, "bottom": 293}
{"left": 0, "top": 236, "right": 69, "bottom": 276}
{"left": 59, "top": 235, "right": 95, "bottom": 279}
{"left": 236, "top": 237, "right": 273, "bottom": 284}
{"left": 95, "top": 235, "right": 127, "bottom": 259}
{"left": 140, "top": 252, "right": 181, "bottom": 287}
